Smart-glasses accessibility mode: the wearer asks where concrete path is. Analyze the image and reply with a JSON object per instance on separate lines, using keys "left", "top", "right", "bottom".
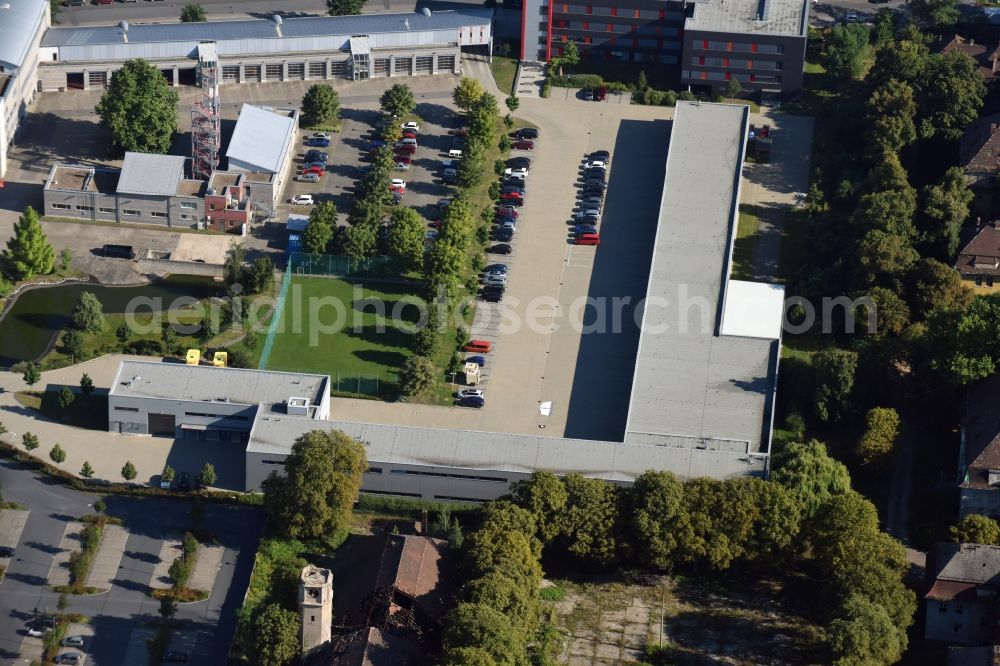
{"left": 515, "top": 61, "right": 546, "bottom": 98}
{"left": 119, "top": 627, "right": 158, "bottom": 665}
{"left": 461, "top": 55, "right": 507, "bottom": 98}
{"left": 47, "top": 521, "right": 84, "bottom": 587}
{"left": 86, "top": 523, "right": 128, "bottom": 591}
{"left": 0, "top": 508, "right": 29, "bottom": 551}
{"left": 16, "top": 634, "right": 43, "bottom": 664}
{"left": 188, "top": 543, "right": 224, "bottom": 593}
{"left": 149, "top": 537, "right": 182, "bottom": 590}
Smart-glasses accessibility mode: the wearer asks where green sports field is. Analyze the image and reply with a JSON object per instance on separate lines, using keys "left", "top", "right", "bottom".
{"left": 263, "top": 276, "right": 423, "bottom": 392}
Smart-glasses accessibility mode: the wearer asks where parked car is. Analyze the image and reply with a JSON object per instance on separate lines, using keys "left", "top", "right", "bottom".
{"left": 458, "top": 388, "right": 485, "bottom": 399}
{"left": 401, "top": 131, "right": 418, "bottom": 140}
{"left": 499, "top": 191, "right": 523, "bottom": 201}
{"left": 577, "top": 216, "right": 600, "bottom": 228}
{"left": 507, "top": 157, "right": 532, "bottom": 169}
{"left": 370, "top": 140, "right": 387, "bottom": 149}
{"left": 299, "top": 161, "right": 326, "bottom": 171}
{"left": 390, "top": 178, "right": 407, "bottom": 189}
{"left": 304, "top": 150, "right": 329, "bottom": 162}
{"left": 26, "top": 626, "right": 48, "bottom": 637}
{"left": 516, "top": 127, "right": 540, "bottom": 139}
{"left": 586, "top": 159, "right": 607, "bottom": 170}
{"left": 33, "top": 617, "right": 57, "bottom": 629}
{"left": 583, "top": 179, "right": 606, "bottom": 189}
{"left": 484, "top": 273, "right": 508, "bottom": 286}
{"left": 61, "top": 636, "right": 85, "bottom": 648}
{"left": 590, "top": 150, "right": 610, "bottom": 161}
{"left": 54, "top": 654, "right": 82, "bottom": 665}
{"left": 512, "top": 140, "right": 534, "bottom": 150}
{"left": 482, "top": 286, "right": 504, "bottom": 303}
{"left": 399, "top": 137, "right": 417, "bottom": 146}
{"left": 484, "top": 265, "right": 508, "bottom": 277}
{"left": 574, "top": 224, "right": 598, "bottom": 235}
{"left": 390, "top": 185, "right": 406, "bottom": 195}
{"left": 583, "top": 88, "right": 595, "bottom": 101}
{"left": 300, "top": 165, "right": 325, "bottom": 176}
{"left": 576, "top": 208, "right": 601, "bottom": 219}
{"left": 0, "top": 546, "right": 15, "bottom": 558}
{"left": 306, "top": 137, "right": 330, "bottom": 147}
{"left": 449, "top": 128, "right": 469, "bottom": 136}
{"left": 401, "top": 121, "right": 420, "bottom": 132}
{"left": 458, "top": 395, "right": 485, "bottom": 408}
{"left": 466, "top": 355, "right": 487, "bottom": 366}
{"left": 575, "top": 232, "right": 601, "bottom": 246}
{"left": 505, "top": 167, "right": 529, "bottom": 177}
{"left": 448, "top": 149, "right": 463, "bottom": 158}
{"left": 490, "top": 243, "right": 513, "bottom": 255}
{"left": 310, "top": 131, "right": 331, "bottom": 140}
{"left": 595, "top": 86, "right": 609, "bottom": 101}
{"left": 443, "top": 168, "right": 458, "bottom": 178}
{"left": 463, "top": 340, "right": 492, "bottom": 353}
{"left": 494, "top": 227, "right": 514, "bottom": 242}
{"left": 394, "top": 154, "right": 412, "bottom": 164}
{"left": 437, "top": 198, "right": 452, "bottom": 209}
{"left": 395, "top": 144, "right": 416, "bottom": 154}
{"left": 496, "top": 204, "right": 519, "bottom": 217}
{"left": 289, "top": 194, "right": 314, "bottom": 205}
{"left": 583, "top": 168, "right": 606, "bottom": 179}
{"left": 395, "top": 162, "right": 410, "bottom": 171}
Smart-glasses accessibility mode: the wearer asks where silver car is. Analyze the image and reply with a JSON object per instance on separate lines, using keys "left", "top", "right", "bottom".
{"left": 295, "top": 173, "right": 320, "bottom": 183}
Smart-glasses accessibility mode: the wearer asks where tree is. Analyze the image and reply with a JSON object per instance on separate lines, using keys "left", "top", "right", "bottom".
{"left": 828, "top": 594, "right": 907, "bottom": 666}
{"left": 637, "top": 70, "right": 648, "bottom": 91}
{"left": 22, "top": 433, "right": 39, "bottom": 452}
{"left": 342, "top": 223, "right": 378, "bottom": 262}
{"left": 57, "top": 386, "right": 75, "bottom": 411}
{"left": 326, "top": 0, "right": 364, "bottom": 15}
{"left": 95, "top": 58, "right": 180, "bottom": 155}
{"left": 812, "top": 349, "right": 858, "bottom": 423}
{"left": 464, "top": 572, "right": 539, "bottom": 635}
{"left": 907, "top": 0, "right": 959, "bottom": 27}
{"left": 626, "top": 470, "right": 689, "bottom": 570}
{"left": 80, "top": 461, "right": 95, "bottom": 479}
{"left": 505, "top": 95, "right": 520, "bottom": 113}
{"left": 722, "top": 77, "right": 742, "bottom": 99}
{"left": 907, "top": 258, "right": 973, "bottom": 321}
{"left": 4, "top": 206, "right": 54, "bottom": 280}
{"left": 22, "top": 362, "right": 41, "bottom": 387}
{"left": 380, "top": 83, "right": 416, "bottom": 118}
{"left": 951, "top": 514, "right": 1000, "bottom": 544}
{"left": 59, "top": 248, "right": 73, "bottom": 272}
{"left": 161, "top": 324, "right": 178, "bottom": 354}
{"left": 919, "top": 51, "right": 986, "bottom": 141}
{"left": 453, "top": 78, "right": 485, "bottom": 113}
{"left": 770, "top": 439, "right": 851, "bottom": 519}
{"left": 180, "top": 3, "right": 206, "bottom": 21}
{"left": 826, "top": 24, "right": 871, "bottom": 80}
{"left": 62, "top": 330, "right": 84, "bottom": 362}
{"left": 252, "top": 604, "right": 301, "bottom": 666}
{"left": 71, "top": 291, "right": 106, "bottom": 334}
{"left": 386, "top": 207, "right": 425, "bottom": 274}
{"left": 159, "top": 596, "right": 178, "bottom": 620}
{"left": 557, "top": 474, "right": 619, "bottom": 566}
{"left": 303, "top": 201, "right": 336, "bottom": 254}
{"left": 562, "top": 41, "right": 580, "bottom": 66}
{"left": 857, "top": 229, "right": 919, "bottom": 287}
{"left": 197, "top": 462, "right": 217, "bottom": 487}
{"left": 161, "top": 465, "right": 176, "bottom": 484}
{"left": 855, "top": 286, "right": 910, "bottom": 337}
{"left": 121, "top": 461, "right": 137, "bottom": 481}
{"left": 442, "top": 603, "right": 529, "bottom": 666}
{"left": 262, "top": 429, "right": 367, "bottom": 541}
{"left": 399, "top": 355, "right": 435, "bottom": 397}
{"left": 301, "top": 84, "right": 340, "bottom": 126}
{"left": 510, "top": 471, "right": 568, "bottom": 544}
{"left": 80, "top": 373, "right": 94, "bottom": 395}
{"left": 856, "top": 407, "right": 901, "bottom": 465}
{"left": 49, "top": 444, "right": 66, "bottom": 464}
{"left": 116, "top": 323, "right": 132, "bottom": 346}
{"left": 867, "top": 79, "right": 916, "bottom": 153}
{"left": 920, "top": 166, "right": 973, "bottom": 260}
{"left": 920, "top": 293, "right": 1000, "bottom": 386}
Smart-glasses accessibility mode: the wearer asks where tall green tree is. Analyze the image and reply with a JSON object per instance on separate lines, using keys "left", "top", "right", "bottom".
{"left": 121, "top": 460, "right": 137, "bottom": 481}
{"left": 301, "top": 84, "right": 340, "bottom": 126}
{"left": 510, "top": 471, "right": 568, "bottom": 545}
{"left": 770, "top": 439, "right": 852, "bottom": 519}
{"left": 262, "top": 429, "right": 367, "bottom": 541}
{"left": 906, "top": 258, "right": 973, "bottom": 321}
{"left": 303, "top": 201, "right": 337, "bottom": 254}
{"left": 442, "top": 603, "right": 528, "bottom": 666}
{"left": 57, "top": 386, "right": 75, "bottom": 410}
{"left": 180, "top": 3, "right": 206, "bottom": 21}
{"left": 866, "top": 79, "right": 916, "bottom": 153}
{"left": 856, "top": 286, "right": 910, "bottom": 337}
{"left": 342, "top": 223, "right": 377, "bottom": 262}
{"left": 223, "top": 242, "right": 247, "bottom": 287}
{"left": 626, "top": 470, "right": 689, "bottom": 570}
{"left": 4, "top": 206, "right": 54, "bottom": 280}
{"left": 326, "top": 0, "right": 364, "bottom": 15}
{"left": 453, "top": 77, "right": 485, "bottom": 113}
{"left": 920, "top": 166, "right": 972, "bottom": 260}
{"left": 251, "top": 604, "right": 301, "bottom": 666}
{"left": 95, "top": 59, "right": 179, "bottom": 155}
{"left": 828, "top": 594, "right": 908, "bottom": 666}
{"left": 919, "top": 51, "right": 985, "bottom": 141}
{"left": 380, "top": 83, "right": 416, "bottom": 118}
{"left": 22, "top": 432, "right": 39, "bottom": 452}
{"left": 22, "top": 362, "right": 41, "bottom": 387}
{"left": 464, "top": 572, "right": 539, "bottom": 636}
{"left": 857, "top": 229, "right": 919, "bottom": 288}
{"left": 80, "top": 373, "right": 95, "bottom": 395}
{"left": 812, "top": 349, "right": 858, "bottom": 423}
{"left": 63, "top": 330, "right": 84, "bottom": 362}
{"left": 49, "top": 444, "right": 67, "bottom": 464}
{"left": 80, "top": 461, "right": 95, "bottom": 478}
{"left": 556, "top": 474, "right": 619, "bottom": 566}
{"left": 906, "top": 0, "right": 959, "bottom": 27}
{"left": 197, "top": 462, "right": 217, "bottom": 487}
{"left": 856, "top": 407, "right": 901, "bottom": 465}
{"left": 71, "top": 291, "right": 106, "bottom": 334}
{"left": 251, "top": 256, "right": 274, "bottom": 294}
{"left": 826, "top": 24, "right": 871, "bottom": 80}
{"left": 386, "top": 207, "right": 425, "bottom": 274}
{"left": 951, "top": 514, "right": 1000, "bottom": 544}
{"left": 920, "top": 293, "right": 1000, "bottom": 386}
{"left": 398, "top": 355, "right": 435, "bottom": 397}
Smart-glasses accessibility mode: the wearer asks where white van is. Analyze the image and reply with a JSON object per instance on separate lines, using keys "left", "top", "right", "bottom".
{"left": 448, "top": 149, "right": 463, "bottom": 158}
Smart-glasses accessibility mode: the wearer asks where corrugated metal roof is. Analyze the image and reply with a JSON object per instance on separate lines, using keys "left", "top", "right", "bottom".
{"left": 0, "top": 0, "right": 47, "bottom": 70}
{"left": 110, "top": 360, "right": 329, "bottom": 408}
{"left": 247, "top": 414, "right": 768, "bottom": 481}
{"left": 623, "top": 102, "right": 779, "bottom": 453}
{"left": 685, "top": 0, "right": 808, "bottom": 36}
{"left": 226, "top": 105, "right": 296, "bottom": 174}
{"left": 41, "top": 8, "right": 492, "bottom": 48}
{"left": 116, "top": 152, "right": 186, "bottom": 197}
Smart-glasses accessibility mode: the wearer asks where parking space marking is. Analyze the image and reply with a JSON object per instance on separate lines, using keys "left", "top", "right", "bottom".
{"left": 86, "top": 524, "right": 128, "bottom": 591}
{"left": 47, "top": 521, "right": 84, "bottom": 587}
{"left": 0, "top": 509, "right": 29, "bottom": 564}
{"left": 187, "top": 543, "right": 225, "bottom": 593}
{"left": 149, "top": 538, "right": 183, "bottom": 590}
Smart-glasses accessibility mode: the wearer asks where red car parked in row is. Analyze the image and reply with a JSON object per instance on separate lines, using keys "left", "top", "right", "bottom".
{"left": 512, "top": 140, "right": 534, "bottom": 150}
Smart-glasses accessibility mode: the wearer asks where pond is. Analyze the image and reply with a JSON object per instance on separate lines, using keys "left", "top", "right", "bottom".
{"left": 0, "top": 276, "right": 222, "bottom": 368}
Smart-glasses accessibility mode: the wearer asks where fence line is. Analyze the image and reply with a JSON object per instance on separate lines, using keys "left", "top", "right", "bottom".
{"left": 257, "top": 269, "right": 291, "bottom": 370}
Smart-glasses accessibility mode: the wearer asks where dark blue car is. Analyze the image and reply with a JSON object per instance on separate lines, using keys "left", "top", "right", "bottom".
{"left": 466, "top": 355, "right": 487, "bottom": 367}
{"left": 574, "top": 224, "right": 598, "bottom": 236}
{"left": 306, "top": 138, "right": 330, "bottom": 147}
{"left": 458, "top": 395, "right": 485, "bottom": 408}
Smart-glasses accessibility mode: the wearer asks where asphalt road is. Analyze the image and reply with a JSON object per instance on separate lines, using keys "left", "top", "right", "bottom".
{"left": 0, "top": 460, "right": 263, "bottom": 666}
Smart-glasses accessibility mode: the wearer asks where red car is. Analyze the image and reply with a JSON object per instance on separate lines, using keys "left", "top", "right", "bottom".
{"left": 300, "top": 166, "right": 325, "bottom": 176}
{"left": 449, "top": 128, "right": 469, "bottom": 137}
{"left": 499, "top": 192, "right": 523, "bottom": 202}
{"left": 496, "top": 205, "right": 519, "bottom": 218}
{"left": 394, "top": 154, "right": 411, "bottom": 163}
{"left": 462, "top": 339, "right": 492, "bottom": 353}
{"left": 575, "top": 232, "right": 600, "bottom": 246}
{"left": 390, "top": 185, "right": 405, "bottom": 194}
{"left": 428, "top": 219, "right": 443, "bottom": 229}
{"left": 395, "top": 144, "right": 416, "bottom": 154}
{"left": 402, "top": 131, "right": 418, "bottom": 140}
{"left": 512, "top": 140, "right": 534, "bottom": 150}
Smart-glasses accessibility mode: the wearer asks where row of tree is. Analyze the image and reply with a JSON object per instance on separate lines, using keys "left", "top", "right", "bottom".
{"left": 441, "top": 439, "right": 915, "bottom": 665}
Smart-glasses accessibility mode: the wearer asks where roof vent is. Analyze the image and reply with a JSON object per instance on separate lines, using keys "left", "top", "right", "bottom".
{"left": 119, "top": 20, "right": 129, "bottom": 42}
{"left": 404, "top": 18, "right": 410, "bottom": 29}
{"left": 421, "top": 7, "right": 431, "bottom": 16}
{"left": 272, "top": 14, "right": 283, "bottom": 37}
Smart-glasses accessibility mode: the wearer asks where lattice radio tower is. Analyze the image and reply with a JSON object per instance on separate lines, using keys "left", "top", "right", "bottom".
{"left": 191, "top": 43, "right": 221, "bottom": 181}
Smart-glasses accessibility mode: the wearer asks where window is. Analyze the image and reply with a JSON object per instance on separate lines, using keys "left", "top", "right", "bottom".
{"left": 50, "top": 203, "right": 71, "bottom": 210}
{"left": 184, "top": 411, "right": 249, "bottom": 420}
{"left": 122, "top": 209, "right": 140, "bottom": 216}
{"left": 150, "top": 211, "right": 167, "bottom": 218}
{"left": 99, "top": 207, "right": 114, "bottom": 214}
{"left": 180, "top": 201, "right": 197, "bottom": 209}
{"left": 361, "top": 489, "right": 421, "bottom": 498}
{"left": 434, "top": 495, "right": 486, "bottom": 502}
{"left": 76, "top": 205, "right": 93, "bottom": 212}
{"left": 309, "top": 61, "right": 327, "bottom": 77}
{"left": 261, "top": 459, "right": 286, "bottom": 465}
{"left": 287, "top": 62, "right": 305, "bottom": 79}
{"left": 367, "top": 467, "right": 384, "bottom": 474}
{"left": 389, "top": 469, "right": 508, "bottom": 483}
{"left": 939, "top": 603, "right": 947, "bottom": 613}
{"left": 180, "top": 214, "right": 194, "bottom": 221}
{"left": 222, "top": 65, "right": 239, "bottom": 81}
{"left": 114, "top": 406, "right": 139, "bottom": 412}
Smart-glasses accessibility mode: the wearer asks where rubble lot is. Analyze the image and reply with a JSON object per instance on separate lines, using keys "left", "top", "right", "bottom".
{"left": 548, "top": 574, "right": 825, "bottom": 665}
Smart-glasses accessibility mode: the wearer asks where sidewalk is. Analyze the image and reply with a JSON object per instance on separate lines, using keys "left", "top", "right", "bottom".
{"left": 188, "top": 544, "right": 224, "bottom": 593}
{"left": 86, "top": 524, "right": 128, "bottom": 591}
{"left": 47, "top": 521, "right": 84, "bottom": 587}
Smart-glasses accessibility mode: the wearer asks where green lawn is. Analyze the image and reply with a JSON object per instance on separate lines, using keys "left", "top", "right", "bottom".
{"left": 15, "top": 391, "right": 108, "bottom": 430}
{"left": 731, "top": 205, "right": 762, "bottom": 280}
{"left": 490, "top": 56, "right": 519, "bottom": 95}
{"left": 264, "top": 277, "right": 420, "bottom": 395}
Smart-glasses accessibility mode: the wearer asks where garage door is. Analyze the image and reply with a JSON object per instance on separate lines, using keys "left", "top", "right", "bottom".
{"left": 437, "top": 55, "right": 456, "bottom": 72}
{"left": 415, "top": 56, "right": 433, "bottom": 74}
{"left": 147, "top": 413, "right": 176, "bottom": 437}
{"left": 88, "top": 71, "right": 108, "bottom": 89}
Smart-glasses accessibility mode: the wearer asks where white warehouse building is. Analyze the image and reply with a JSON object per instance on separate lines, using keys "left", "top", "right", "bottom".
{"left": 35, "top": 8, "right": 493, "bottom": 92}
{"left": 0, "top": 0, "right": 50, "bottom": 179}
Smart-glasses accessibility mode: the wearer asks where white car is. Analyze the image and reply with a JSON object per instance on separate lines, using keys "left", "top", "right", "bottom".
{"left": 576, "top": 208, "right": 601, "bottom": 219}
{"left": 310, "top": 131, "right": 331, "bottom": 140}
{"left": 401, "top": 121, "right": 420, "bottom": 132}
{"left": 585, "top": 160, "right": 607, "bottom": 170}
{"left": 26, "top": 626, "right": 47, "bottom": 638}
{"left": 390, "top": 179, "right": 407, "bottom": 189}
{"left": 289, "top": 194, "right": 314, "bottom": 205}
{"left": 61, "top": 636, "right": 86, "bottom": 648}
{"left": 458, "top": 388, "right": 485, "bottom": 399}
{"left": 395, "top": 162, "right": 410, "bottom": 171}
{"left": 484, "top": 273, "right": 508, "bottom": 286}
{"left": 295, "top": 173, "right": 320, "bottom": 183}
{"left": 505, "top": 167, "right": 529, "bottom": 177}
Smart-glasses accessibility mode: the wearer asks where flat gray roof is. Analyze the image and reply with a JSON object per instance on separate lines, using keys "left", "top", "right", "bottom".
{"left": 623, "top": 101, "right": 780, "bottom": 454}
{"left": 110, "top": 360, "right": 329, "bottom": 407}
{"left": 247, "top": 414, "right": 768, "bottom": 481}
{"left": 226, "top": 105, "right": 295, "bottom": 174}
{"left": 117, "top": 152, "right": 185, "bottom": 197}
{"left": 685, "top": 0, "right": 809, "bottom": 36}
{"left": 40, "top": 8, "right": 493, "bottom": 47}
{"left": 0, "top": 0, "right": 47, "bottom": 71}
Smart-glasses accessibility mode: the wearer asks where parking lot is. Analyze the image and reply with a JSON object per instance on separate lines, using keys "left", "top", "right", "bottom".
{"left": 0, "top": 463, "right": 262, "bottom": 666}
